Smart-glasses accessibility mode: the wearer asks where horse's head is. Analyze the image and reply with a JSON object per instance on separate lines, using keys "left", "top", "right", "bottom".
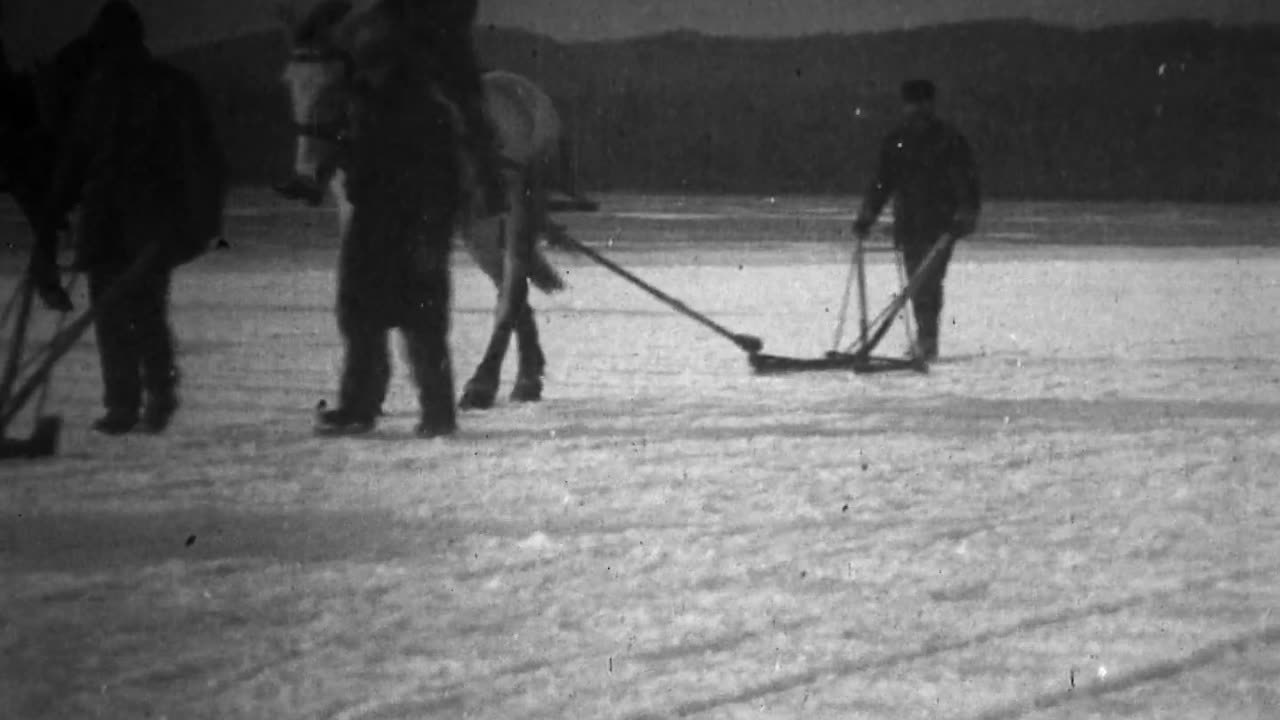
{"left": 277, "top": 0, "right": 358, "bottom": 184}
{"left": 21, "top": 34, "right": 105, "bottom": 146}
{"left": 29, "top": 60, "right": 64, "bottom": 133}
{"left": 0, "top": 64, "right": 48, "bottom": 180}
{"left": 278, "top": 0, "right": 435, "bottom": 184}
{"left": 0, "top": 69, "right": 27, "bottom": 134}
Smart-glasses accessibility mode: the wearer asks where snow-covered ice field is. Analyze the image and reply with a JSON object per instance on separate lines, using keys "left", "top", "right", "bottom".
{"left": 3, "top": 191, "right": 1280, "bottom": 719}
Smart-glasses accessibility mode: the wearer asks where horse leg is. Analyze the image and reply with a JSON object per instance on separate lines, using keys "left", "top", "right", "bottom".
{"left": 458, "top": 237, "right": 528, "bottom": 409}
{"left": 332, "top": 170, "right": 352, "bottom": 239}
{"left": 457, "top": 263, "right": 513, "bottom": 411}
{"left": 459, "top": 173, "right": 530, "bottom": 410}
{"left": 509, "top": 301, "right": 545, "bottom": 403}
{"left": 510, "top": 166, "right": 550, "bottom": 402}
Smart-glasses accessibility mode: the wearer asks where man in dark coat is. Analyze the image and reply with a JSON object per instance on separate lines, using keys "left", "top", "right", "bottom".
{"left": 853, "top": 79, "right": 981, "bottom": 361}
{"left": 275, "top": 0, "right": 505, "bottom": 216}
{"left": 408, "top": 0, "right": 506, "bottom": 216}
{"left": 313, "top": 0, "right": 461, "bottom": 438}
{"left": 42, "top": 0, "right": 226, "bottom": 434}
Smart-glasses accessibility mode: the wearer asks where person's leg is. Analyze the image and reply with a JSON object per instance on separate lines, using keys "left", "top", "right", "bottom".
{"left": 402, "top": 231, "right": 456, "bottom": 438}
{"left": 134, "top": 268, "right": 179, "bottom": 432}
{"left": 315, "top": 306, "right": 389, "bottom": 435}
{"left": 330, "top": 320, "right": 390, "bottom": 424}
{"left": 88, "top": 264, "right": 143, "bottom": 433}
{"left": 316, "top": 209, "right": 392, "bottom": 435}
{"left": 403, "top": 326, "right": 456, "bottom": 437}
{"left": 902, "top": 239, "right": 954, "bottom": 360}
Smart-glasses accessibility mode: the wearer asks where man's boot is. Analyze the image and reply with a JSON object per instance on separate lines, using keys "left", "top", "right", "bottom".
{"left": 916, "top": 313, "right": 940, "bottom": 362}
{"left": 141, "top": 385, "right": 179, "bottom": 434}
{"left": 92, "top": 407, "right": 139, "bottom": 435}
{"left": 918, "top": 334, "right": 939, "bottom": 362}
{"left": 313, "top": 400, "right": 376, "bottom": 437}
{"left": 414, "top": 414, "right": 457, "bottom": 439}
{"left": 273, "top": 175, "right": 327, "bottom": 207}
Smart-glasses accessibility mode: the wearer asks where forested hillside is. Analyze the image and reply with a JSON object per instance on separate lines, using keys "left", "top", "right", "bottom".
{"left": 164, "top": 20, "right": 1280, "bottom": 202}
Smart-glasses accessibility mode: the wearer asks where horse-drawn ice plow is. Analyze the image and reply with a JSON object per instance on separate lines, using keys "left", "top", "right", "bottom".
{"left": 747, "top": 230, "right": 954, "bottom": 374}
{"left": 554, "top": 226, "right": 953, "bottom": 377}
{"left": 0, "top": 267, "right": 64, "bottom": 460}
{"left": 1, "top": 242, "right": 167, "bottom": 460}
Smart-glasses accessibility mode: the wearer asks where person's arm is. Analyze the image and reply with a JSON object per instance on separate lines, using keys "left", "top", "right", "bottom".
{"left": 46, "top": 70, "right": 108, "bottom": 222}
{"left": 949, "top": 131, "right": 981, "bottom": 238}
{"left": 853, "top": 133, "right": 897, "bottom": 237}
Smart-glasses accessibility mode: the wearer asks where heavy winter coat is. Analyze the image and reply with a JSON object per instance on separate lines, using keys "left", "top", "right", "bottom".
{"left": 339, "top": 48, "right": 462, "bottom": 326}
{"left": 49, "top": 48, "right": 226, "bottom": 268}
{"left": 856, "top": 112, "right": 981, "bottom": 248}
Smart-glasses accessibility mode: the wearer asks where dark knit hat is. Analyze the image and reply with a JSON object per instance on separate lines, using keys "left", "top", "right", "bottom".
{"left": 901, "top": 79, "right": 936, "bottom": 104}
{"left": 293, "top": 0, "right": 353, "bottom": 46}
{"left": 90, "top": 1, "right": 145, "bottom": 49}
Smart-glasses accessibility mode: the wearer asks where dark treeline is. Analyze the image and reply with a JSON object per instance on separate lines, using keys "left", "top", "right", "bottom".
{"left": 165, "top": 20, "right": 1280, "bottom": 202}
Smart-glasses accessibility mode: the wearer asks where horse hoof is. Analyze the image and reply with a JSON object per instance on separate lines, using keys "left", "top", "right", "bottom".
{"left": 459, "top": 385, "right": 497, "bottom": 411}
{"left": 510, "top": 377, "right": 543, "bottom": 403}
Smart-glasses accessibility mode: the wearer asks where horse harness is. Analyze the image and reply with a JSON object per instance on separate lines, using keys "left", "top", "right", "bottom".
{"left": 286, "top": 45, "right": 504, "bottom": 164}
{"left": 287, "top": 48, "right": 355, "bottom": 148}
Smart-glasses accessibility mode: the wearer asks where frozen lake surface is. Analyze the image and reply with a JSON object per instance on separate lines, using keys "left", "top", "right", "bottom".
{"left": 3, "top": 192, "right": 1279, "bottom": 719}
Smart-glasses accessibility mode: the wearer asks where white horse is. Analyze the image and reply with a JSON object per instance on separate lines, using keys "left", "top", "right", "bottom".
{"left": 278, "top": 0, "right": 577, "bottom": 409}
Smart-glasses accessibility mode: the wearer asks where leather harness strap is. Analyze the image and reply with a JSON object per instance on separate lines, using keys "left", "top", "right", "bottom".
{"left": 293, "top": 120, "right": 350, "bottom": 146}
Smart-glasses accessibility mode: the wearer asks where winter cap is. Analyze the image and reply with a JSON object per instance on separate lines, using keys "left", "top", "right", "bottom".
{"left": 901, "top": 79, "right": 936, "bottom": 104}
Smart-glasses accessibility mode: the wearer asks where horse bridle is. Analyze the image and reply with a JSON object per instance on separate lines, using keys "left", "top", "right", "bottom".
{"left": 287, "top": 48, "right": 354, "bottom": 147}
{"left": 285, "top": 46, "right": 506, "bottom": 163}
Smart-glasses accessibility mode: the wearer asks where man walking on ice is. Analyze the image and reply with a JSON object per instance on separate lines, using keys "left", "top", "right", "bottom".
{"left": 852, "top": 79, "right": 981, "bottom": 362}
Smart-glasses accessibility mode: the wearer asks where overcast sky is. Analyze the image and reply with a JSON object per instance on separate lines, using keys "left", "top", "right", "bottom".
{"left": 4, "top": 0, "right": 1278, "bottom": 66}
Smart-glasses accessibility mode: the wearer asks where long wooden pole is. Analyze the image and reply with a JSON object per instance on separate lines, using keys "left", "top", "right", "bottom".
{"left": 557, "top": 233, "right": 764, "bottom": 354}
{"left": 856, "top": 230, "right": 869, "bottom": 347}
{"left": 0, "top": 244, "right": 163, "bottom": 430}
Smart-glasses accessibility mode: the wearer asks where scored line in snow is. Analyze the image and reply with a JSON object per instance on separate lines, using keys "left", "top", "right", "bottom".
{"left": 967, "top": 623, "right": 1280, "bottom": 720}
{"left": 629, "top": 562, "right": 1279, "bottom": 719}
